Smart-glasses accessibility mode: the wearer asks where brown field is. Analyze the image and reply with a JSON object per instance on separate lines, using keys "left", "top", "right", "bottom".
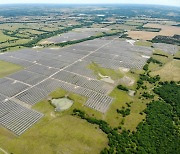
{"left": 150, "top": 59, "right": 180, "bottom": 81}
{"left": 128, "top": 23, "right": 180, "bottom": 40}
{"left": 128, "top": 31, "right": 158, "bottom": 40}
{"left": 144, "top": 23, "right": 180, "bottom": 36}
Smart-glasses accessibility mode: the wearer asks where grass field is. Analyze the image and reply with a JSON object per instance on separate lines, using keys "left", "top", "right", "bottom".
{"left": 88, "top": 62, "right": 124, "bottom": 80}
{"left": 88, "top": 62, "right": 146, "bottom": 131}
{"left": 174, "top": 51, "right": 180, "bottom": 58}
{"left": 150, "top": 59, "right": 180, "bottom": 81}
{"left": 1, "top": 39, "right": 30, "bottom": 47}
{"left": 0, "top": 61, "right": 23, "bottom": 78}
{"left": 149, "top": 49, "right": 180, "bottom": 81}
{"left": 135, "top": 40, "right": 153, "bottom": 47}
{"left": 106, "top": 24, "right": 137, "bottom": 30}
{"left": 125, "top": 21, "right": 143, "bottom": 26}
{"left": 0, "top": 30, "right": 15, "bottom": 42}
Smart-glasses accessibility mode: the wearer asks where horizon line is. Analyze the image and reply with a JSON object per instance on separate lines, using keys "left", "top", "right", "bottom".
{"left": 0, "top": 3, "right": 179, "bottom": 7}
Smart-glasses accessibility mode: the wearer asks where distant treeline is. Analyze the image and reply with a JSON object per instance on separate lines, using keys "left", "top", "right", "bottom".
{"left": 136, "top": 26, "right": 161, "bottom": 32}
{"left": 0, "top": 5, "right": 179, "bottom": 22}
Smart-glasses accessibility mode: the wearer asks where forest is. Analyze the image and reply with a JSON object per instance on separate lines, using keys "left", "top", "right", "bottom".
{"left": 151, "top": 35, "right": 180, "bottom": 46}
{"left": 73, "top": 81, "right": 180, "bottom": 153}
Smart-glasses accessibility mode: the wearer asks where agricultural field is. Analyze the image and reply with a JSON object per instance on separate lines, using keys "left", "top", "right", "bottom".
{"left": 128, "top": 23, "right": 180, "bottom": 40}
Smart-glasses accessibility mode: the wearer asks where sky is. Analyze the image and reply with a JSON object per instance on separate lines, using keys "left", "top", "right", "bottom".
{"left": 0, "top": 0, "right": 180, "bottom": 7}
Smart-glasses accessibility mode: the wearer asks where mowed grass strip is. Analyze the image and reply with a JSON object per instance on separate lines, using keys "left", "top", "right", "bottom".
{"left": 0, "top": 61, "right": 23, "bottom": 78}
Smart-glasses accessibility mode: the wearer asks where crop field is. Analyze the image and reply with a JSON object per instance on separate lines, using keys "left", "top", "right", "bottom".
{"left": 128, "top": 31, "right": 159, "bottom": 40}
{"left": 128, "top": 23, "right": 180, "bottom": 40}
{"left": 144, "top": 23, "right": 180, "bottom": 36}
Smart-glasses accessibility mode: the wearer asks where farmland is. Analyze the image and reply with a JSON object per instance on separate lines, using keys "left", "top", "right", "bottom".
{"left": 128, "top": 23, "right": 180, "bottom": 40}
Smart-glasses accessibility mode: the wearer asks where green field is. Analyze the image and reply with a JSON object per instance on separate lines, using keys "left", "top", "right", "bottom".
{"left": 0, "top": 30, "right": 15, "bottom": 42}
{"left": 135, "top": 40, "right": 153, "bottom": 47}
{"left": 0, "top": 61, "right": 23, "bottom": 78}
{"left": 88, "top": 62, "right": 124, "bottom": 80}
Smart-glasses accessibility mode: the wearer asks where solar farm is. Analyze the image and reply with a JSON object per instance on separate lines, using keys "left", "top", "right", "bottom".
{"left": 0, "top": 37, "right": 155, "bottom": 135}
{"left": 44, "top": 31, "right": 97, "bottom": 44}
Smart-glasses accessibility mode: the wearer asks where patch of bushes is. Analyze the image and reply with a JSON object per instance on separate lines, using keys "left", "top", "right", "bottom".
{"left": 151, "top": 35, "right": 180, "bottom": 46}
{"left": 117, "top": 85, "right": 129, "bottom": 91}
{"left": 117, "top": 108, "right": 130, "bottom": 117}
{"left": 142, "top": 92, "right": 154, "bottom": 99}
{"left": 143, "top": 64, "right": 148, "bottom": 71}
{"left": 147, "top": 57, "right": 162, "bottom": 65}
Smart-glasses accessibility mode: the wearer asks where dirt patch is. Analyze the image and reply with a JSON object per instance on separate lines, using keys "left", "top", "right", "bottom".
{"left": 51, "top": 97, "right": 74, "bottom": 112}
{"left": 126, "top": 39, "right": 136, "bottom": 46}
{"left": 50, "top": 112, "right": 56, "bottom": 118}
{"left": 128, "top": 90, "right": 135, "bottom": 97}
{"left": 128, "top": 31, "right": 159, "bottom": 40}
{"left": 98, "top": 73, "right": 114, "bottom": 84}
{"left": 119, "top": 76, "right": 135, "bottom": 86}
{"left": 141, "top": 55, "right": 150, "bottom": 59}
{"left": 119, "top": 67, "right": 130, "bottom": 73}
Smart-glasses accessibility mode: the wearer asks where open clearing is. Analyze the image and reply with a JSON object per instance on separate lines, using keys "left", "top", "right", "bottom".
{"left": 150, "top": 59, "right": 180, "bottom": 81}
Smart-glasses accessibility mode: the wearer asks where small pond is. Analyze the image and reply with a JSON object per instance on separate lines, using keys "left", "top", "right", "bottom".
{"left": 51, "top": 97, "right": 74, "bottom": 112}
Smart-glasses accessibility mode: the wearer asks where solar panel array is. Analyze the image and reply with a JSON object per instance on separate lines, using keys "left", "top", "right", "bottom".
{"left": 0, "top": 38, "right": 153, "bottom": 135}
{"left": 0, "top": 100, "right": 43, "bottom": 136}
{"left": 153, "top": 43, "right": 179, "bottom": 55}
